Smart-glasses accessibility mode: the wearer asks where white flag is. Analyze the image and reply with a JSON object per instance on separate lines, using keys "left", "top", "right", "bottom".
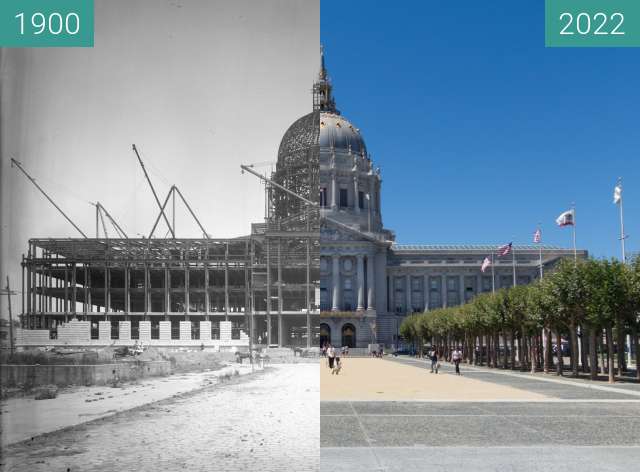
{"left": 481, "top": 257, "right": 491, "bottom": 273}
{"left": 556, "top": 209, "right": 574, "bottom": 227}
{"left": 613, "top": 184, "right": 622, "bottom": 204}
{"left": 533, "top": 228, "right": 541, "bottom": 243}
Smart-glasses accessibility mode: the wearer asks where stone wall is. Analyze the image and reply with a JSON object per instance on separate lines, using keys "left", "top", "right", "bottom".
{"left": 14, "top": 319, "right": 249, "bottom": 348}
{"left": 0, "top": 360, "right": 171, "bottom": 388}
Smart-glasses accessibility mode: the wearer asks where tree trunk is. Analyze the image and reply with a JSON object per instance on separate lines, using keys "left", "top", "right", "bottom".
{"left": 569, "top": 324, "right": 579, "bottom": 377}
{"left": 555, "top": 329, "right": 563, "bottom": 376}
{"left": 606, "top": 325, "right": 615, "bottom": 384}
{"left": 633, "top": 331, "right": 640, "bottom": 382}
{"left": 530, "top": 335, "right": 537, "bottom": 374}
{"left": 543, "top": 327, "right": 551, "bottom": 374}
{"left": 589, "top": 328, "right": 598, "bottom": 381}
{"left": 617, "top": 324, "right": 626, "bottom": 376}
{"left": 510, "top": 330, "right": 516, "bottom": 370}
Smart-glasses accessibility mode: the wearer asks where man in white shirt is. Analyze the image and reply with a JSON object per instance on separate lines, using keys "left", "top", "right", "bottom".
{"left": 452, "top": 348, "right": 462, "bottom": 375}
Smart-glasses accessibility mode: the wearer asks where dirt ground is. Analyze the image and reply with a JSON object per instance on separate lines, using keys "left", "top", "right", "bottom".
{"left": 320, "top": 357, "right": 548, "bottom": 401}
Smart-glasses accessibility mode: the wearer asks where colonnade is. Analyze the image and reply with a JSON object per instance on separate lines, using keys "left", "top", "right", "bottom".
{"left": 326, "top": 253, "right": 375, "bottom": 312}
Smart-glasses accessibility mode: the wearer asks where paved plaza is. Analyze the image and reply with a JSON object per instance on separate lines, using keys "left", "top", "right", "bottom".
{"left": 1, "top": 364, "right": 319, "bottom": 472}
{"left": 321, "top": 357, "right": 640, "bottom": 472}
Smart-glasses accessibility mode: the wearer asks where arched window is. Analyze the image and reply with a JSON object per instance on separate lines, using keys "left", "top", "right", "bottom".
{"left": 341, "top": 323, "right": 356, "bottom": 348}
{"left": 320, "top": 323, "right": 331, "bottom": 348}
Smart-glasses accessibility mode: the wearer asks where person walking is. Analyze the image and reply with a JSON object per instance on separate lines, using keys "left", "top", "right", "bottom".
{"left": 327, "top": 344, "right": 335, "bottom": 371}
{"left": 430, "top": 349, "right": 439, "bottom": 374}
{"left": 452, "top": 347, "right": 462, "bottom": 375}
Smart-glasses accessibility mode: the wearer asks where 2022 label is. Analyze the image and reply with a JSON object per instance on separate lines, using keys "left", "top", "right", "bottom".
{"left": 545, "top": 0, "right": 639, "bottom": 47}
{"left": 559, "top": 12, "right": 624, "bottom": 36}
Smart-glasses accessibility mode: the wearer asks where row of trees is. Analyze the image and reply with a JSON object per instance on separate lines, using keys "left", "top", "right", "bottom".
{"left": 400, "top": 257, "right": 640, "bottom": 383}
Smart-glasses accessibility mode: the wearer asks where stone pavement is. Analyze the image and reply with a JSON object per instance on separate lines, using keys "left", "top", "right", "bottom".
{"left": 321, "top": 357, "right": 640, "bottom": 471}
{"left": 1, "top": 364, "right": 319, "bottom": 472}
{"left": 1, "top": 364, "right": 254, "bottom": 446}
{"left": 321, "top": 357, "right": 546, "bottom": 401}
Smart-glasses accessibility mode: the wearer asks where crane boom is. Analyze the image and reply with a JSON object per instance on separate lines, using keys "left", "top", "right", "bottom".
{"left": 240, "top": 164, "right": 318, "bottom": 208}
{"left": 11, "top": 158, "right": 87, "bottom": 238}
{"left": 132, "top": 144, "right": 175, "bottom": 238}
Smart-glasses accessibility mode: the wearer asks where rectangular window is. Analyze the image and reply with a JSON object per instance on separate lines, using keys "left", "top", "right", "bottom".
{"left": 482, "top": 276, "right": 493, "bottom": 292}
{"left": 358, "top": 191, "right": 364, "bottom": 209}
{"left": 464, "top": 276, "right": 476, "bottom": 302}
{"left": 500, "top": 276, "right": 513, "bottom": 289}
{"left": 339, "top": 188, "right": 348, "bottom": 208}
{"left": 320, "top": 187, "right": 327, "bottom": 207}
{"left": 429, "top": 276, "right": 441, "bottom": 309}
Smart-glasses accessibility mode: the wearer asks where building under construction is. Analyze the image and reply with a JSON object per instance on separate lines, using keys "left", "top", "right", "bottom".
{"left": 16, "top": 103, "right": 320, "bottom": 350}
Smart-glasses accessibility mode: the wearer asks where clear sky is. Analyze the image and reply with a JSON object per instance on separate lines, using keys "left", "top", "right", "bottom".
{"left": 321, "top": 1, "right": 639, "bottom": 259}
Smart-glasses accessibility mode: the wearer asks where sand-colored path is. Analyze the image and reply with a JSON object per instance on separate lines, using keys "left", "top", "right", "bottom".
{"left": 321, "top": 358, "right": 548, "bottom": 401}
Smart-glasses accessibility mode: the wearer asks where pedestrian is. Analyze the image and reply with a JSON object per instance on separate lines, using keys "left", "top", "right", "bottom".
{"left": 430, "top": 350, "right": 439, "bottom": 374}
{"left": 327, "top": 344, "right": 335, "bottom": 370}
{"left": 334, "top": 351, "right": 342, "bottom": 375}
{"left": 452, "top": 347, "right": 462, "bottom": 375}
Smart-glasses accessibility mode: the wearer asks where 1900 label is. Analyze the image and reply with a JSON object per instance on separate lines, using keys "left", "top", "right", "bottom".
{"left": 0, "top": 0, "right": 93, "bottom": 47}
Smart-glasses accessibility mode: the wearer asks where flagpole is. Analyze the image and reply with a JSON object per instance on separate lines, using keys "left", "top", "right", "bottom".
{"left": 617, "top": 178, "right": 627, "bottom": 264}
{"left": 491, "top": 252, "right": 495, "bottom": 293}
{"left": 571, "top": 202, "right": 577, "bottom": 262}
{"left": 512, "top": 242, "right": 517, "bottom": 287}
{"left": 538, "top": 224, "right": 543, "bottom": 279}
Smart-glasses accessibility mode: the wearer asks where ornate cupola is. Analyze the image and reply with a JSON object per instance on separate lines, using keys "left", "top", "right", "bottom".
{"left": 313, "top": 46, "right": 338, "bottom": 114}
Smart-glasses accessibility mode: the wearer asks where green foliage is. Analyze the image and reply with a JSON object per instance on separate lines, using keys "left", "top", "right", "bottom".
{"left": 400, "top": 258, "right": 638, "bottom": 344}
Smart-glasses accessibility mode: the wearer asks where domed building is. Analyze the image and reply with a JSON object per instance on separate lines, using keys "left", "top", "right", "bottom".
{"left": 317, "top": 49, "right": 586, "bottom": 350}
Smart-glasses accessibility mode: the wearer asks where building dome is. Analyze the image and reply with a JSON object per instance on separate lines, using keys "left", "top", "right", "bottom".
{"left": 320, "top": 112, "right": 366, "bottom": 156}
{"left": 272, "top": 110, "right": 319, "bottom": 219}
{"left": 276, "top": 111, "right": 318, "bottom": 171}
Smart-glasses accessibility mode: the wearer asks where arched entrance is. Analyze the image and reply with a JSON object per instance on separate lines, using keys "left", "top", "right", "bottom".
{"left": 320, "top": 323, "right": 331, "bottom": 348}
{"left": 341, "top": 323, "right": 356, "bottom": 348}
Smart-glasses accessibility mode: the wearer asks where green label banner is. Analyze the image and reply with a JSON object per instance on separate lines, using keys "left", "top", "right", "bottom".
{"left": 0, "top": 0, "right": 94, "bottom": 47}
{"left": 546, "top": 0, "right": 640, "bottom": 47}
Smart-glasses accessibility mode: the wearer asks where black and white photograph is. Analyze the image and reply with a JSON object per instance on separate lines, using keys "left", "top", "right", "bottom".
{"left": 1, "top": 1, "right": 320, "bottom": 471}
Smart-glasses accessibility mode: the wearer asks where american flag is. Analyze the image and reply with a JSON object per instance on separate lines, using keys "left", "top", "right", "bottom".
{"left": 533, "top": 229, "right": 541, "bottom": 244}
{"left": 481, "top": 256, "right": 491, "bottom": 273}
{"left": 497, "top": 242, "right": 512, "bottom": 257}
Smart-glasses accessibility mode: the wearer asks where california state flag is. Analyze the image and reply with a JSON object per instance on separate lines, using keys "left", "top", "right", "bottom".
{"left": 555, "top": 209, "right": 574, "bottom": 227}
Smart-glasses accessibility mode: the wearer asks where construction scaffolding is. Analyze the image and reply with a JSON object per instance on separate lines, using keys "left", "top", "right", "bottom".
{"left": 17, "top": 107, "right": 320, "bottom": 348}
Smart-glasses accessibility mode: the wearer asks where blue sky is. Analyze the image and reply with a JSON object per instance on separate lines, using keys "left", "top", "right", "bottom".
{"left": 321, "top": 1, "right": 639, "bottom": 259}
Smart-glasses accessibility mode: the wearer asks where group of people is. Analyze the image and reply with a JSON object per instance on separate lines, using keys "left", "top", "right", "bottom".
{"left": 428, "top": 348, "right": 463, "bottom": 375}
{"left": 322, "top": 344, "right": 343, "bottom": 375}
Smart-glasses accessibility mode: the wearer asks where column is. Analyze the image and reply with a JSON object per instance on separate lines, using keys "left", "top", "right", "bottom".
{"left": 331, "top": 169, "right": 337, "bottom": 209}
{"left": 184, "top": 265, "right": 189, "bottom": 315}
{"left": 224, "top": 243, "right": 229, "bottom": 320}
{"left": 405, "top": 274, "right": 411, "bottom": 313}
{"left": 388, "top": 275, "right": 394, "bottom": 313}
{"left": 459, "top": 275, "right": 464, "bottom": 306}
{"left": 366, "top": 254, "right": 375, "bottom": 310}
{"left": 204, "top": 261, "right": 210, "bottom": 318}
{"left": 71, "top": 264, "right": 77, "bottom": 314}
{"left": 124, "top": 264, "right": 130, "bottom": 315}
{"left": 356, "top": 254, "right": 364, "bottom": 311}
{"left": 441, "top": 275, "right": 447, "bottom": 308}
{"left": 331, "top": 255, "right": 340, "bottom": 311}
{"left": 369, "top": 177, "right": 375, "bottom": 215}
{"left": 353, "top": 175, "right": 360, "bottom": 214}
{"left": 144, "top": 265, "right": 149, "bottom": 315}
{"left": 423, "top": 274, "right": 429, "bottom": 311}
